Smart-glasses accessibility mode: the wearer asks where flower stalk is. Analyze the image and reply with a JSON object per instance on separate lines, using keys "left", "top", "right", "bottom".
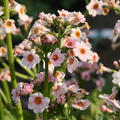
{"left": 43, "top": 53, "right": 49, "bottom": 120}
{"left": 3, "top": 0, "right": 24, "bottom": 120}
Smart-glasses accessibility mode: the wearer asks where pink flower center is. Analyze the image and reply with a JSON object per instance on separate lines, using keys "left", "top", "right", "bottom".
{"left": 34, "top": 96, "right": 42, "bottom": 105}
{"left": 67, "top": 41, "right": 73, "bottom": 46}
{"left": 27, "top": 54, "right": 34, "bottom": 62}
{"left": 69, "top": 49, "right": 74, "bottom": 56}
{"left": 52, "top": 54, "right": 59, "bottom": 61}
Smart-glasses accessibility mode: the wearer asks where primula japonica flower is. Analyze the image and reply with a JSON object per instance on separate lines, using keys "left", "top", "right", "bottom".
{"left": 73, "top": 41, "right": 91, "bottom": 62}
{"left": 12, "top": 82, "right": 33, "bottom": 104}
{"left": 28, "top": 92, "right": 50, "bottom": 113}
{"left": 67, "top": 57, "right": 79, "bottom": 73}
{"left": 86, "top": 0, "right": 103, "bottom": 17}
{"left": 14, "top": 39, "right": 32, "bottom": 56}
{"left": 71, "top": 28, "right": 82, "bottom": 40}
{"left": 4, "top": 19, "right": 16, "bottom": 33}
{"left": 49, "top": 48, "right": 65, "bottom": 67}
{"left": 56, "top": 94, "right": 66, "bottom": 105}
{"left": 112, "top": 70, "right": 120, "bottom": 87}
{"left": 54, "top": 71, "right": 65, "bottom": 83}
{"left": 72, "top": 99, "right": 90, "bottom": 110}
{"left": 21, "top": 50, "right": 40, "bottom": 69}
{"left": 36, "top": 71, "right": 54, "bottom": 83}
{"left": 99, "top": 87, "right": 120, "bottom": 111}
{"left": 0, "top": 69, "right": 11, "bottom": 82}
{"left": 52, "top": 83, "right": 68, "bottom": 98}
{"left": 0, "top": 47, "right": 7, "bottom": 57}
{"left": 64, "top": 37, "right": 76, "bottom": 48}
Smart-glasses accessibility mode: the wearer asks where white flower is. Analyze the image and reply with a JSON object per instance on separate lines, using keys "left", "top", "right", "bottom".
{"left": 28, "top": 93, "right": 50, "bottom": 113}
{"left": 112, "top": 70, "right": 120, "bottom": 87}
{"left": 71, "top": 28, "right": 82, "bottom": 40}
{"left": 52, "top": 83, "right": 67, "bottom": 98}
{"left": 86, "top": 0, "right": 103, "bottom": 17}
{"left": 4, "top": 19, "right": 16, "bottom": 33}
{"left": 67, "top": 57, "right": 79, "bottom": 73}
{"left": 21, "top": 50, "right": 40, "bottom": 69}
{"left": 72, "top": 99, "right": 90, "bottom": 110}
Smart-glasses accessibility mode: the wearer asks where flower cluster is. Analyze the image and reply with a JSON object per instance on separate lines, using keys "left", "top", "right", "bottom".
{"left": 86, "top": 0, "right": 120, "bottom": 17}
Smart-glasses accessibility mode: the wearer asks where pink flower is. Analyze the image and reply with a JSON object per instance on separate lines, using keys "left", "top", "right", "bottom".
{"left": 21, "top": 50, "right": 40, "bottom": 69}
{"left": 49, "top": 48, "right": 65, "bottom": 67}
{"left": 71, "top": 12, "right": 86, "bottom": 24}
{"left": 67, "top": 57, "right": 79, "bottom": 73}
{"left": 65, "top": 79, "right": 80, "bottom": 93}
{"left": 36, "top": 71, "right": 54, "bottom": 83}
{"left": 89, "top": 52, "right": 99, "bottom": 63}
{"left": 4, "top": 19, "right": 16, "bottom": 33}
{"left": 73, "top": 41, "right": 91, "bottom": 62}
{"left": 86, "top": 0, "right": 103, "bottom": 17}
{"left": 81, "top": 71, "right": 91, "bottom": 81}
{"left": 0, "top": 47, "right": 7, "bottom": 57}
{"left": 54, "top": 71, "right": 65, "bottom": 83}
{"left": 19, "top": 83, "right": 34, "bottom": 96}
{"left": 57, "top": 94, "right": 66, "bottom": 105}
{"left": 72, "top": 99, "right": 90, "bottom": 110}
{"left": 52, "top": 83, "right": 67, "bottom": 98}
{"left": 64, "top": 38, "right": 76, "bottom": 48}
{"left": 0, "top": 69, "right": 11, "bottom": 82}
{"left": 28, "top": 92, "right": 50, "bottom": 113}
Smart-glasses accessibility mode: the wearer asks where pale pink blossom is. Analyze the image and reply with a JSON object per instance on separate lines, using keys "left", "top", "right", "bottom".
{"left": 0, "top": 47, "right": 7, "bottom": 57}
{"left": 54, "top": 71, "right": 65, "bottom": 83}
{"left": 57, "top": 94, "right": 66, "bottom": 105}
{"left": 49, "top": 48, "right": 65, "bottom": 67}
{"left": 36, "top": 71, "right": 54, "bottom": 83}
{"left": 28, "top": 92, "right": 50, "bottom": 113}
{"left": 73, "top": 41, "right": 91, "bottom": 62}
{"left": 14, "top": 39, "right": 32, "bottom": 56}
{"left": 0, "top": 20, "right": 6, "bottom": 40}
{"left": 72, "top": 99, "right": 90, "bottom": 110}
{"left": 86, "top": 0, "right": 103, "bottom": 17}
{"left": 4, "top": 19, "right": 16, "bottom": 33}
{"left": 52, "top": 83, "right": 67, "bottom": 98}
{"left": 71, "top": 28, "right": 82, "bottom": 39}
{"left": 64, "top": 38, "right": 76, "bottom": 48}
{"left": 71, "top": 12, "right": 86, "bottom": 24}
{"left": 81, "top": 71, "right": 91, "bottom": 81}
{"left": 89, "top": 52, "right": 99, "bottom": 63}
{"left": 0, "top": 69, "right": 11, "bottom": 82}
{"left": 21, "top": 50, "right": 40, "bottom": 69}
{"left": 65, "top": 79, "right": 80, "bottom": 93}
{"left": 67, "top": 57, "right": 79, "bottom": 73}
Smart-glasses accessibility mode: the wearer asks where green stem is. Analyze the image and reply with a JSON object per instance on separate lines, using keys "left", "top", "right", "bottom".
{"left": 43, "top": 53, "right": 49, "bottom": 120}
{"left": 3, "top": 0, "right": 23, "bottom": 120}
{"left": 0, "top": 88, "right": 7, "bottom": 104}
{"left": 0, "top": 95, "right": 4, "bottom": 120}
{"left": 15, "top": 72, "right": 30, "bottom": 80}
{"left": 2, "top": 81, "right": 12, "bottom": 107}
